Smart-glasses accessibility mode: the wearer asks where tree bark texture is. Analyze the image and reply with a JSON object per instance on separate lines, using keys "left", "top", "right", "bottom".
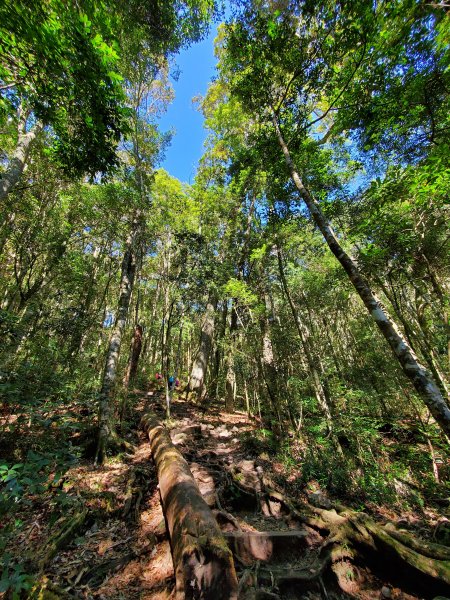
{"left": 188, "top": 297, "right": 217, "bottom": 397}
{"left": 260, "top": 297, "right": 282, "bottom": 430}
{"left": 123, "top": 324, "right": 143, "bottom": 389}
{"left": 96, "top": 244, "right": 136, "bottom": 464}
{"left": 0, "top": 120, "right": 43, "bottom": 201}
{"left": 142, "top": 415, "right": 238, "bottom": 600}
{"left": 272, "top": 113, "right": 450, "bottom": 437}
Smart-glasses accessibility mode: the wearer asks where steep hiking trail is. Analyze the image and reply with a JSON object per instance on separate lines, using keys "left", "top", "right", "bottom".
{"left": 2, "top": 388, "right": 450, "bottom": 600}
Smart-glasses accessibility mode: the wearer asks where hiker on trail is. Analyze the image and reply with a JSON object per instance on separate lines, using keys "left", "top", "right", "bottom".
{"left": 168, "top": 375, "right": 175, "bottom": 391}
{"left": 155, "top": 373, "right": 163, "bottom": 389}
{"left": 175, "top": 378, "right": 180, "bottom": 388}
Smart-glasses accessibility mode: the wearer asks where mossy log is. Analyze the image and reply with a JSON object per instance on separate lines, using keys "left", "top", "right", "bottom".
{"left": 29, "top": 576, "right": 74, "bottom": 600}
{"left": 142, "top": 414, "right": 238, "bottom": 600}
{"left": 39, "top": 509, "right": 88, "bottom": 570}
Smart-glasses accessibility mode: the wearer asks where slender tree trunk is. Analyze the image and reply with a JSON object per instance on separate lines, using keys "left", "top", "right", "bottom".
{"left": 145, "top": 279, "right": 161, "bottom": 366}
{"left": 0, "top": 120, "right": 43, "bottom": 201}
{"left": 260, "top": 294, "right": 282, "bottom": 432}
{"left": 123, "top": 287, "right": 143, "bottom": 390}
{"left": 123, "top": 324, "right": 143, "bottom": 389}
{"left": 276, "top": 245, "right": 335, "bottom": 433}
{"left": 69, "top": 246, "right": 102, "bottom": 359}
{"left": 211, "top": 302, "right": 228, "bottom": 399}
{"left": 414, "top": 289, "right": 449, "bottom": 396}
{"left": 225, "top": 303, "right": 238, "bottom": 412}
{"left": 0, "top": 300, "right": 42, "bottom": 368}
{"left": 244, "top": 378, "right": 251, "bottom": 416}
{"left": 223, "top": 195, "right": 255, "bottom": 409}
{"left": 377, "top": 275, "right": 449, "bottom": 399}
{"left": 95, "top": 239, "right": 136, "bottom": 464}
{"left": 188, "top": 296, "right": 217, "bottom": 398}
{"left": 160, "top": 233, "right": 173, "bottom": 418}
{"left": 163, "top": 304, "right": 174, "bottom": 419}
{"left": 84, "top": 260, "right": 115, "bottom": 360}
{"left": 172, "top": 314, "right": 184, "bottom": 392}
{"left": 321, "top": 315, "right": 343, "bottom": 379}
{"left": 1, "top": 228, "right": 69, "bottom": 364}
{"left": 0, "top": 212, "right": 16, "bottom": 258}
{"left": 119, "top": 322, "right": 143, "bottom": 426}
{"left": 272, "top": 113, "right": 450, "bottom": 436}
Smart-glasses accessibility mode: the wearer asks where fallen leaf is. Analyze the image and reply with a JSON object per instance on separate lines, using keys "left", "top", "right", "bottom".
{"left": 98, "top": 538, "right": 114, "bottom": 556}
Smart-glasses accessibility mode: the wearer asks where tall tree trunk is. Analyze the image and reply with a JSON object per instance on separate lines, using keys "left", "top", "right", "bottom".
{"left": 260, "top": 294, "right": 282, "bottom": 432}
{"left": 244, "top": 378, "right": 251, "bottom": 416}
{"left": 69, "top": 246, "right": 103, "bottom": 359}
{"left": 123, "top": 324, "right": 143, "bottom": 389}
{"left": 272, "top": 113, "right": 450, "bottom": 436}
{"left": 225, "top": 302, "right": 238, "bottom": 412}
{"left": 0, "top": 119, "right": 43, "bottom": 201}
{"left": 211, "top": 302, "right": 228, "bottom": 399}
{"left": 162, "top": 303, "right": 174, "bottom": 419}
{"left": 378, "top": 275, "right": 449, "bottom": 398}
{"left": 223, "top": 194, "right": 255, "bottom": 409}
{"left": 0, "top": 300, "right": 41, "bottom": 368}
{"left": 119, "top": 322, "right": 143, "bottom": 426}
{"left": 95, "top": 238, "right": 136, "bottom": 464}
{"left": 145, "top": 278, "right": 161, "bottom": 367}
{"left": 174, "top": 317, "right": 183, "bottom": 379}
{"left": 123, "top": 289, "right": 143, "bottom": 390}
{"left": 188, "top": 296, "right": 217, "bottom": 398}
{"left": 170, "top": 313, "right": 184, "bottom": 404}
{"left": 276, "top": 245, "right": 335, "bottom": 434}
{"left": 160, "top": 232, "right": 173, "bottom": 417}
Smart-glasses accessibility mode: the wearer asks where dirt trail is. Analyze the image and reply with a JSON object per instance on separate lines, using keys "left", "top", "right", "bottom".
{"left": 16, "top": 393, "right": 449, "bottom": 600}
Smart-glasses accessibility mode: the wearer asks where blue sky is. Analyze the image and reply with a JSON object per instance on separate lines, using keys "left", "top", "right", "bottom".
{"left": 157, "top": 27, "right": 218, "bottom": 184}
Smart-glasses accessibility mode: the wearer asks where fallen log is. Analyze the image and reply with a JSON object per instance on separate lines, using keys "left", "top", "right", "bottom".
{"left": 39, "top": 509, "right": 88, "bottom": 570}
{"left": 29, "top": 576, "right": 75, "bottom": 600}
{"left": 142, "top": 414, "right": 238, "bottom": 600}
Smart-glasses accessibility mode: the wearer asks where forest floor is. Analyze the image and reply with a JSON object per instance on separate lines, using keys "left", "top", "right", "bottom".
{"left": 1, "top": 388, "right": 449, "bottom": 600}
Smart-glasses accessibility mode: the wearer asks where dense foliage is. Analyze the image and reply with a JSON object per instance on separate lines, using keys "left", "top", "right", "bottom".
{"left": 0, "top": 0, "right": 449, "bottom": 594}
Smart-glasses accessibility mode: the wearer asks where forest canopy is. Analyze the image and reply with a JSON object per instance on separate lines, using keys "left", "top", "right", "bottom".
{"left": 0, "top": 1, "right": 449, "bottom": 598}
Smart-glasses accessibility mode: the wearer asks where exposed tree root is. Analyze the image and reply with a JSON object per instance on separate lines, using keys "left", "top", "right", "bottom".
{"left": 214, "top": 489, "right": 242, "bottom": 531}
{"left": 228, "top": 460, "right": 450, "bottom": 596}
{"left": 142, "top": 413, "right": 239, "bottom": 600}
{"left": 79, "top": 552, "right": 137, "bottom": 588}
{"left": 122, "top": 466, "right": 147, "bottom": 521}
{"left": 296, "top": 503, "right": 450, "bottom": 592}
{"left": 95, "top": 429, "right": 136, "bottom": 464}
{"left": 38, "top": 509, "right": 89, "bottom": 570}
{"left": 122, "top": 468, "right": 137, "bottom": 517}
{"left": 355, "top": 512, "right": 450, "bottom": 585}
{"left": 383, "top": 522, "right": 450, "bottom": 561}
